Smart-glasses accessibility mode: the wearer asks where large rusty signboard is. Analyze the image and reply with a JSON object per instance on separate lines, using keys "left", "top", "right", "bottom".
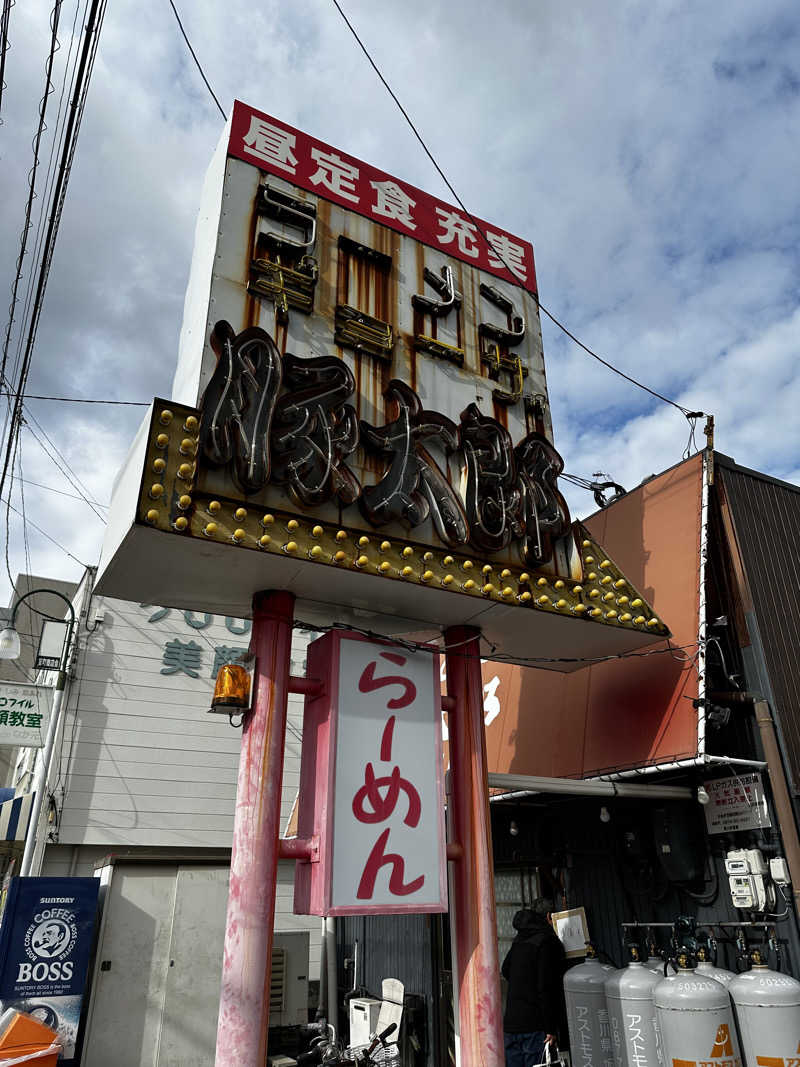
{"left": 96, "top": 101, "right": 666, "bottom": 664}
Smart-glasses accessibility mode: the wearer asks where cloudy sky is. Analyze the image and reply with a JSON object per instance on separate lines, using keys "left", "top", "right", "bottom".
{"left": 1, "top": 0, "right": 799, "bottom": 604}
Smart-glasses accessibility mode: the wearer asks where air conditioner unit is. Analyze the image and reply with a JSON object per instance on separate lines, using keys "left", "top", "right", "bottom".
{"left": 349, "top": 997, "right": 382, "bottom": 1047}
{"left": 269, "top": 931, "right": 310, "bottom": 1026}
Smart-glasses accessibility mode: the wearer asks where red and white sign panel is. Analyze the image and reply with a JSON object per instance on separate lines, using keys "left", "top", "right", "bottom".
{"left": 228, "top": 100, "right": 536, "bottom": 291}
{"left": 294, "top": 631, "right": 447, "bottom": 916}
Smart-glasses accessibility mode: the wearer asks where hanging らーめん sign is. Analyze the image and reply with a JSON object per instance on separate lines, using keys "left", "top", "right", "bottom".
{"left": 95, "top": 101, "right": 667, "bottom": 664}
{"left": 294, "top": 631, "right": 446, "bottom": 915}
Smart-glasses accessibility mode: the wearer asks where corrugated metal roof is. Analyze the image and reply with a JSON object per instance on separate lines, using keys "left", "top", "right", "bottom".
{"left": 717, "top": 455, "right": 800, "bottom": 791}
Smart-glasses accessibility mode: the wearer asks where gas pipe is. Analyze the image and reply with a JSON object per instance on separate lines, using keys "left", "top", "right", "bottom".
{"left": 654, "top": 951, "right": 741, "bottom": 1067}
{"left": 565, "top": 945, "right": 617, "bottom": 1067}
{"left": 728, "top": 950, "right": 800, "bottom": 1067}
{"left": 605, "top": 945, "right": 663, "bottom": 1067}
{"left": 696, "top": 946, "right": 736, "bottom": 988}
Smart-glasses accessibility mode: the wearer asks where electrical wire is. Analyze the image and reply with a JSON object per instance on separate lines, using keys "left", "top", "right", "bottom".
{"left": 16, "top": 475, "right": 108, "bottom": 507}
{"left": 165, "top": 0, "right": 226, "bottom": 121}
{"left": 0, "top": 0, "right": 13, "bottom": 126}
{"left": 4, "top": 393, "right": 149, "bottom": 406}
{"left": 329, "top": 0, "right": 701, "bottom": 423}
{"left": 0, "top": 495, "right": 88, "bottom": 566}
{"left": 23, "top": 420, "right": 107, "bottom": 524}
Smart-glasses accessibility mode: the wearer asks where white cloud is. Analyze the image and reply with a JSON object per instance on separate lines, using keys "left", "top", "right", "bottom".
{"left": 1, "top": 0, "right": 799, "bottom": 598}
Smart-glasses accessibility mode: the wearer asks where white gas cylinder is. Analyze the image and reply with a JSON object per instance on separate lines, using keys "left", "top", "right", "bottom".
{"left": 728, "top": 953, "right": 800, "bottom": 1067}
{"left": 565, "top": 948, "right": 617, "bottom": 1067}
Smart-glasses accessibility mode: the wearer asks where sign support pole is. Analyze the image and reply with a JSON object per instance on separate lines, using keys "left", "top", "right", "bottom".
{"left": 215, "top": 589, "right": 294, "bottom": 1067}
{"left": 445, "top": 625, "right": 504, "bottom": 1067}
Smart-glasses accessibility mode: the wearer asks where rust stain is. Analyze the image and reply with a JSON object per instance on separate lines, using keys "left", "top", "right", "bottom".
{"left": 492, "top": 400, "right": 509, "bottom": 430}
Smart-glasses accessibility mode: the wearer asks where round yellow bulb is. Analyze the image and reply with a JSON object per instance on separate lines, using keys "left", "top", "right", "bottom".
{"left": 178, "top": 495, "right": 192, "bottom": 510}
{"left": 312, "top": 525, "right": 324, "bottom": 538}
{"left": 582, "top": 539, "right": 591, "bottom": 548}
{"left": 159, "top": 409, "right": 173, "bottom": 425}
{"left": 618, "top": 595, "right": 629, "bottom": 605}
{"left": 174, "top": 516, "right": 188, "bottom": 531}
{"left": 556, "top": 599, "right": 568, "bottom": 609}
{"left": 634, "top": 615, "right": 646, "bottom": 625}
{"left": 232, "top": 528, "right": 246, "bottom": 542}
{"left": 260, "top": 535, "right": 271, "bottom": 548}
{"left": 178, "top": 463, "right": 193, "bottom": 480}
{"left": 590, "top": 607, "right": 603, "bottom": 618}
{"left": 153, "top": 457, "right": 166, "bottom": 473}
{"left": 356, "top": 554, "right": 368, "bottom": 567}
{"left": 482, "top": 564, "right": 493, "bottom": 575}
{"left": 379, "top": 561, "right": 391, "bottom": 573}
{"left": 184, "top": 415, "right": 199, "bottom": 432}
{"left": 537, "top": 577, "right": 548, "bottom": 587}
{"left": 149, "top": 483, "right": 164, "bottom": 499}
{"left": 401, "top": 566, "right": 414, "bottom": 577}
{"left": 620, "top": 613, "right": 632, "bottom": 622}
{"left": 603, "top": 592, "right": 615, "bottom": 602}
{"left": 464, "top": 579, "right": 476, "bottom": 591}
{"left": 423, "top": 551, "right": 434, "bottom": 561}
{"left": 146, "top": 509, "right": 159, "bottom": 524}
{"left": 574, "top": 603, "right": 587, "bottom": 614}
{"left": 310, "top": 545, "right": 323, "bottom": 558}
{"left": 204, "top": 522, "right": 217, "bottom": 536}
{"left": 179, "top": 438, "right": 195, "bottom": 455}
{"left": 380, "top": 540, "right": 392, "bottom": 552}
{"left": 614, "top": 579, "right": 626, "bottom": 589}
{"left": 482, "top": 583, "right": 495, "bottom": 595}
{"left": 519, "top": 573, "right": 530, "bottom": 583}
{"left": 234, "top": 507, "right": 247, "bottom": 521}
{"left": 209, "top": 500, "right": 221, "bottom": 514}
{"left": 519, "top": 591, "right": 532, "bottom": 602}
{"left": 287, "top": 519, "right": 299, "bottom": 532}
{"left": 585, "top": 555, "right": 595, "bottom": 564}
{"left": 647, "top": 617, "right": 660, "bottom": 628}
{"left": 261, "top": 514, "right": 274, "bottom": 526}
{"left": 442, "top": 574, "right": 454, "bottom": 586}
{"left": 554, "top": 579, "right": 565, "bottom": 589}
{"left": 334, "top": 550, "right": 346, "bottom": 562}
{"left": 285, "top": 541, "right": 298, "bottom": 553}
{"left": 631, "top": 598, "right": 642, "bottom": 608}
{"left": 537, "top": 595, "right": 550, "bottom": 605}
{"left": 422, "top": 570, "right": 434, "bottom": 581}
{"left": 358, "top": 536, "right": 369, "bottom": 547}
{"left": 156, "top": 433, "right": 169, "bottom": 448}
{"left": 573, "top": 584, "right": 583, "bottom": 594}
{"left": 443, "top": 555, "right": 454, "bottom": 566}
{"left": 502, "top": 587, "right": 514, "bottom": 598}
{"left": 600, "top": 559, "right": 611, "bottom": 569}
{"left": 335, "top": 529, "right": 348, "bottom": 541}
{"left": 589, "top": 589, "right": 601, "bottom": 599}
{"left": 462, "top": 560, "right": 473, "bottom": 571}
{"left": 606, "top": 609, "right": 618, "bottom": 619}
{"left": 402, "top": 546, "right": 414, "bottom": 558}
{"left": 601, "top": 575, "right": 613, "bottom": 585}
{"left": 587, "top": 572, "right": 597, "bottom": 581}
{"left": 500, "top": 568, "right": 511, "bottom": 579}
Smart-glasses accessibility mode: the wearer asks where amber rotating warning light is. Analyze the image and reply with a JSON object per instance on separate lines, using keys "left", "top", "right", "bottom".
{"left": 210, "top": 661, "right": 253, "bottom": 713}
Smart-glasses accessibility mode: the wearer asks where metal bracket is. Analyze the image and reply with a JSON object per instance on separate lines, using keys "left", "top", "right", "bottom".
{"left": 249, "top": 256, "right": 319, "bottom": 320}
{"left": 335, "top": 304, "right": 394, "bottom": 361}
{"left": 412, "top": 265, "right": 461, "bottom": 316}
{"left": 478, "top": 283, "right": 526, "bottom": 345}
{"left": 479, "top": 283, "right": 527, "bottom": 403}
{"left": 256, "top": 183, "right": 317, "bottom": 252}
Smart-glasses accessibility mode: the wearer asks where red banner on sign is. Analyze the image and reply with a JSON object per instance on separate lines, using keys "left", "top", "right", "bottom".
{"left": 228, "top": 100, "right": 536, "bottom": 291}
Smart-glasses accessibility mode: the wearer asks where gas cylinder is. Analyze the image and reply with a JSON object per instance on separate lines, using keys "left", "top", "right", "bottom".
{"left": 696, "top": 946, "right": 736, "bottom": 988}
{"left": 565, "top": 945, "right": 617, "bottom": 1067}
{"left": 605, "top": 945, "right": 663, "bottom": 1067}
{"left": 653, "top": 952, "right": 741, "bottom": 1067}
{"left": 728, "top": 950, "right": 800, "bottom": 1067}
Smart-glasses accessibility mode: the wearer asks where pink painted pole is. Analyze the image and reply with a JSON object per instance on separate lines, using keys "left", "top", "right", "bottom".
{"left": 445, "top": 625, "right": 504, "bottom": 1067}
{"left": 215, "top": 589, "right": 295, "bottom": 1067}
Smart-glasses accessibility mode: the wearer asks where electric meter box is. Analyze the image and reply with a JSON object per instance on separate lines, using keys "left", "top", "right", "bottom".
{"left": 726, "top": 848, "right": 768, "bottom": 910}
{"left": 349, "top": 998, "right": 382, "bottom": 1047}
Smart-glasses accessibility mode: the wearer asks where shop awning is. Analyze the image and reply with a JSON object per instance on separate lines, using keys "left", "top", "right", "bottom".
{"left": 0, "top": 792, "right": 35, "bottom": 843}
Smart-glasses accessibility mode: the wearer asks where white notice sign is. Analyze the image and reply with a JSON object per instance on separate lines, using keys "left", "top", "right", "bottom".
{"left": 703, "top": 772, "right": 771, "bottom": 834}
{"left": 0, "top": 683, "right": 52, "bottom": 748}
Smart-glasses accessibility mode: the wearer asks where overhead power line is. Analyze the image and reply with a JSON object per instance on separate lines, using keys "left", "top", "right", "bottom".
{"left": 1, "top": 495, "right": 88, "bottom": 566}
{"left": 166, "top": 0, "right": 226, "bottom": 121}
{"left": 0, "top": 0, "right": 13, "bottom": 126}
{"left": 329, "top": 0, "right": 698, "bottom": 422}
{"left": 2, "top": 391, "right": 149, "bottom": 406}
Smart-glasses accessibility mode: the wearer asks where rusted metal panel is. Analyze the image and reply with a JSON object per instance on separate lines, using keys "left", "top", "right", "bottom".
{"left": 716, "top": 457, "right": 800, "bottom": 793}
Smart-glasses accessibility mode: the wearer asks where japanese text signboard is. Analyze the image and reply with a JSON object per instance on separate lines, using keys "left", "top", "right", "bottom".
{"left": 95, "top": 99, "right": 666, "bottom": 664}
{"left": 0, "top": 683, "right": 52, "bottom": 748}
{"left": 703, "top": 773, "right": 772, "bottom": 835}
{"left": 295, "top": 631, "right": 446, "bottom": 915}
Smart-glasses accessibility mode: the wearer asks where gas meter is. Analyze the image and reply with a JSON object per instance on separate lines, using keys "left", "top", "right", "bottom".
{"left": 725, "top": 848, "right": 769, "bottom": 910}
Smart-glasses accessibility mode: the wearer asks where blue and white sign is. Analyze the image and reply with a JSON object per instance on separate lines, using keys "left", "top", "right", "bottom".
{"left": 0, "top": 877, "right": 99, "bottom": 1064}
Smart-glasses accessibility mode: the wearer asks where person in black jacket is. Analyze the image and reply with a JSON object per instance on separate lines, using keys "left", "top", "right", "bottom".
{"left": 501, "top": 898, "right": 567, "bottom": 1067}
